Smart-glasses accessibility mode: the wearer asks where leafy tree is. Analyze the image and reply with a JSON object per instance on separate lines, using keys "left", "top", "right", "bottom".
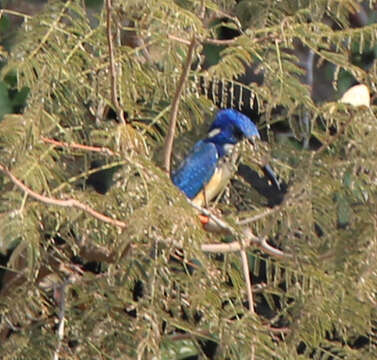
{"left": 0, "top": 0, "right": 376, "bottom": 359}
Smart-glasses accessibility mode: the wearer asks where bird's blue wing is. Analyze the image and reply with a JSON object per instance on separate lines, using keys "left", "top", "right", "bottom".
{"left": 172, "top": 140, "right": 218, "bottom": 199}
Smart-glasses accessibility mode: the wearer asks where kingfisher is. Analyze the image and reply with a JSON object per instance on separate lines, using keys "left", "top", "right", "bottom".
{"left": 172, "top": 109, "right": 280, "bottom": 207}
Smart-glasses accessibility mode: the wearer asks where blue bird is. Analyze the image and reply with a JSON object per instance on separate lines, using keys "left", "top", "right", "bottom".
{"left": 172, "top": 109, "right": 279, "bottom": 206}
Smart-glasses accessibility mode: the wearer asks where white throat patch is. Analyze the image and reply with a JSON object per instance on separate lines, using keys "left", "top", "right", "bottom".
{"left": 223, "top": 143, "right": 234, "bottom": 155}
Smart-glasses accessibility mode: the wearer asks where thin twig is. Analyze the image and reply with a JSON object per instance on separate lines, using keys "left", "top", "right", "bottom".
{"left": 27, "top": 0, "right": 72, "bottom": 61}
{"left": 201, "top": 237, "right": 291, "bottom": 259}
{"left": 240, "top": 249, "right": 254, "bottom": 314}
{"left": 41, "top": 136, "right": 118, "bottom": 156}
{"left": 251, "top": 341, "right": 255, "bottom": 360}
{"left": 265, "top": 326, "right": 291, "bottom": 334}
{"left": 105, "top": 0, "right": 126, "bottom": 125}
{"left": 199, "top": 0, "right": 206, "bottom": 20}
{"left": 201, "top": 234, "right": 292, "bottom": 260}
{"left": 190, "top": 201, "right": 291, "bottom": 259}
{"left": 189, "top": 200, "right": 236, "bottom": 234}
{"left": 163, "top": 36, "right": 197, "bottom": 173}
{"left": 311, "top": 115, "right": 353, "bottom": 158}
{"left": 245, "top": 248, "right": 256, "bottom": 360}
{"left": 203, "top": 37, "right": 239, "bottom": 45}
{"left": 167, "top": 34, "right": 191, "bottom": 45}
{"left": 168, "top": 31, "right": 280, "bottom": 51}
{"left": 237, "top": 207, "right": 280, "bottom": 226}
{"left": 0, "top": 9, "right": 32, "bottom": 19}
{"left": 259, "top": 237, "right": 291, "bottom": 259}
{"left": 0, "top": 163, "right": 127, "bottom": 229}
{"left": 191, "top": 200, "right": 289, "bottom": 330}
{"left": 193, "top": 195, "right": 255, "bottom": 313}
{"left": 168, "top": 33, "right": 238, "bottom": 46}
{"left": 209, "top": 8, "right": 242, "bottom": 31}
{"left": 53, "top": 278, "right": 70, "bottom": 360}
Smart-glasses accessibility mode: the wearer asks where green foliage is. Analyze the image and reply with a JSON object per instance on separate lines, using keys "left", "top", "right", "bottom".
{"left": 0, "top": 0, "right": 377, "bottom": 359}
{"left": 0, "top": 71, "right": 29, "bottom": 120}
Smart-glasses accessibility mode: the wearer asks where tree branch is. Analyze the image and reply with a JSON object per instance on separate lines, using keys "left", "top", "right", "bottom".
{"left": 53, "top": 278, "right": 71, "bottom": 360}
{"left": 189, "top": 200, "right": 236, "bottom": 235}
{"left": 168, "top": 33, "right": 238, "bottom": 46}
{"left": 163, "top": 36, "right": 197, "bottom": 173}
{"left": 167, "top": 34, "right": 191, "bottom": 45}
{"left": 237, "top": 207, "right": 280, "bottom": 226}
{"left": 41, "top": 136, "right": 118, "bottom": 156}
{"left": 201, "top": 231, "right": 292, "bottom": 260}
{"left": 190, "top": 200, "right": 291, "bottom": 259}
{"left": 168, "top": 32, "right": 281, "bottom": 52}
{"left": 0, "top": 9, "right": 32, "bottom": 19}
{"left": 240, "top": 249, "right": 254, "bottom": 314}
{"left": 106, "top": 0, "right": 126, "bottom": 125}
{"left": 0, "top": 163, "right": 127, "bottom": 229}
{"left": 203, "top": 37, "right": 239, "bottom": 45}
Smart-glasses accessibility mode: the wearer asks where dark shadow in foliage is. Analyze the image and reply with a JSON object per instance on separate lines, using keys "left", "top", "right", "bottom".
{"left": 237, "top": 163, "right": 286, "bottom": 207}
{"left": 0, "top": 71, "right": 29, "bottom": 121}
{"left": 0, "top": 249, "right": 12, "bottom": 292}
{"left": 86, "top": 160, "right": 121, "bottom": 194}
{"left": 296, "top": 326, "right": 355, "bottom": 360}
{"left": 124, "top": 280, "right": 144, "bottom": 319}
{"left": 179, "top": 306, "right": 218, "bottom": 360}
{"left": 187, "top": 339, "right": 218, "bottom": 360}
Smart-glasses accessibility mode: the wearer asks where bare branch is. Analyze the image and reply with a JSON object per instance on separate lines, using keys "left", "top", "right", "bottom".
{"left": 190, "top": 200, "right": 291, "bottom": 259}
{"left": 199, "top": 0, "right": 206, "bottom": 20}
{"left": 163, "top": 36, "right": 197, "bottom": 173}
{"left": 207, "top": 8, "right": 242, "bottom": 31}
{"left": 0, "top": 9, "right": 32, "bottom": 19}
{"left": 241, "top": 236, "right": 255, "bottom": 359}
{"left": 189, "top": 200, "right": 236, "bottom": 234}
{"left": 53, "top": 278, "right": 70, "bottom": 360}
{"left": 240, "top": 249, "right": 254, "bottom": 314}
{"left": 201, "top": 231, "right": 292, "bottom": 260}
{"left": 204, "top": 37, "right": 239, "bottom": 45}
{"left": 27, "top": 0, "right": 72, "bottom": 61}
{"left": 168, "top": 33, "right": 238, "bottom": 46}
{"left": 168, "top": 31, "right": 280, "bottom": 52}
{"left": 190, "top": 200, "right": 288, "bottom": 324}
{"left": 106, "top": 0, "right": 126, "bottom": 125}
{"left": 41, "top": 136, "right": 119, "bottom": 156}
{"left": 0, "top": 163, "right": 127, "bottom": 229}
{"left": 237, "top": 207, "right": 280, "bottom": 226}
{"left": 167, "top": 34, "right": 191, "bottom": 45}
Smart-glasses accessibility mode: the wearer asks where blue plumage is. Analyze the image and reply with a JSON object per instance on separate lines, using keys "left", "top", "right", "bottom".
{"left": 172, "top": 140, "right": 218, "bottom": 199}
{"left": 172, "top": 109, "right": 262, "bottom": 202}
{"left": 208, "top": 109, "right": 260, "bottom": 154}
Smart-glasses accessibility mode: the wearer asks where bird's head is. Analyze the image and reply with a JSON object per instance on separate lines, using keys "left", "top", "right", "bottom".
{"left": 207, "top": 109, "right": 280, "bottom": 190}
{"left": 206, "top": 109, "right": 260, "bottom": 157}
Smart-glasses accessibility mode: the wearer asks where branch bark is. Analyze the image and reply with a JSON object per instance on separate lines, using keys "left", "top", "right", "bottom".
{"left": 106, "top": 0, "right": 126, "bottom": 125}
{"left": 0, "top": 163, "right": 127, "bottom": 229}
{"left": 41, "top": 136, "right": 118, "bottom": 156}
{"left": 163, "top": 36, "right": 197, "bottom": 173}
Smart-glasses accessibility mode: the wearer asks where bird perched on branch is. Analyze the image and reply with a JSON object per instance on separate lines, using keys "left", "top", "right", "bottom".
{"left": 172, "top": 109, "right": 280, "bottom": 207}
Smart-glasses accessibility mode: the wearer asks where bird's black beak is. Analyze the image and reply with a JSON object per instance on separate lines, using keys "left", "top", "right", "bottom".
{"left": 262, "top": 163, "right": 280, "bottom": 190}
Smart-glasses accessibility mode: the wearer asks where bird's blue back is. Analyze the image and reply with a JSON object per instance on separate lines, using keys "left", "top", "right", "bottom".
{"left": 172, "top": 140, "right": 218, "bottom": 199}
{"left": 172, "top": 109, "right": 260, "bottom": 200}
